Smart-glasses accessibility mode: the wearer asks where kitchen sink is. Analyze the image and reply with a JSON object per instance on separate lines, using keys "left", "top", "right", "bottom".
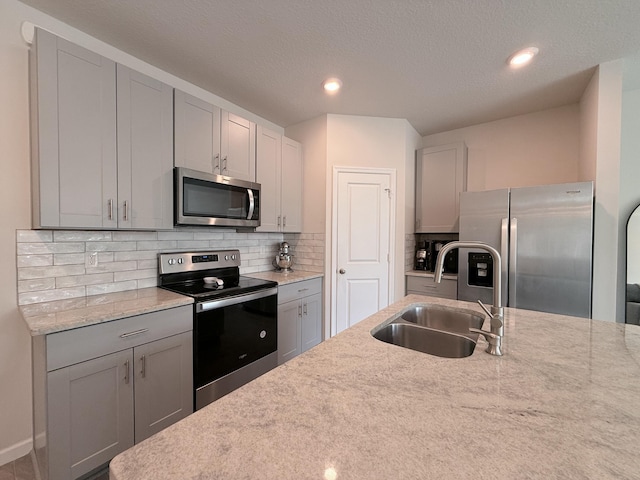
{"left": 371, "top": 304, "right": 485, "bottom": 358}
{"left": 400, "top": 304, "right": 485, "bottom": 340}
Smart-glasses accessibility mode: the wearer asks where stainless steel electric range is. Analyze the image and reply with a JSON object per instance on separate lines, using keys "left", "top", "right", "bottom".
{"left": 158, "top": 250, "right": 278, "bottom": 410}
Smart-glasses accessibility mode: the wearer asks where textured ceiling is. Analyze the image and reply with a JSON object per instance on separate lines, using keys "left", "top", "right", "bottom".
{"left": 18, "top": 0, "right": 640, "bottom": 135}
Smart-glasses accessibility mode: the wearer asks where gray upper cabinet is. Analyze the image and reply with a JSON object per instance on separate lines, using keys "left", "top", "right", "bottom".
{"left": 30, "top": 28, "right": 117, "bottom": 229}
{"left": 116, "top": 65, "right": 173, "bottom": 229}
{"left": 221, "top": 111, "right": 256, "bottom": 181}
{"left": 30, "top": 28, "right": 174, "bottom": 230}
{"left": 415, "top": 142, "right": 467, "bottom": 233}
{"left": 174, "top": 89, "right": 221, "bottom": 174}
{"left": 175, "top": 90, "right": 256, "bottom": 182}
{"left": 256, "top": 127, "right": 302, "bottom": 233}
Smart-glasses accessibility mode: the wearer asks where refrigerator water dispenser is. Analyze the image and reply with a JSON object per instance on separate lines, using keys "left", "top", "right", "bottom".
{"left": 468, "top": 252, "right": 493, "bottom": 288}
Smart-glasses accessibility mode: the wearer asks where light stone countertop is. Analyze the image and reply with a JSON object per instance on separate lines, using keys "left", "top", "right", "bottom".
{"left": 20, "top": 287, "right": 194, "bottom": 336}
{"left": 406, "top": 269, "right": 457, "bottom": 279}
{"left": 247, "top": 269, "right": 323, "bottom": 285}
{"left": 109, "top": 294, "right": 640, "bottom": 480}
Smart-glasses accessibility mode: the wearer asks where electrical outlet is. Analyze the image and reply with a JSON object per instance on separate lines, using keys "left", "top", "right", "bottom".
{"left": 85, "top": 252, "right": 98, "bottom": 268}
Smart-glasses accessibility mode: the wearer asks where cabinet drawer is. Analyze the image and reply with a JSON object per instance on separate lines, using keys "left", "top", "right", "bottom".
{"left": 46, "top": 305, "right": 192, "bottom": 371}
{"left": 278, "top": 278, "right": 322, "bottom": 304}
{"left": 406, "top": 276, "right": 457, "bottom": 299}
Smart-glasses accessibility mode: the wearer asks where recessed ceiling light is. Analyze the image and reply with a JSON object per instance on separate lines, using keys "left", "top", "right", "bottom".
{"left": 508, "top": 47, "right": 539, "bottom": 68}
{"left": 323, "top": 77, "right": 342, "bottom": 94}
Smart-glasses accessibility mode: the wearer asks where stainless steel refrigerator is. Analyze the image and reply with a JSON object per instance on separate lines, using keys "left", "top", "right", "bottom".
{"left": 457, "top": 182, "right": 594, "bottom": 318}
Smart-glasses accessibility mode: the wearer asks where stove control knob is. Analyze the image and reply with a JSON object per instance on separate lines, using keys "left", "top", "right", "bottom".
{"left": 177, "top": 258, "right": 184, "bottom": 264}
{"left": 231, "top": 254, "right": 236, "bottom": 260}
{"left": 168, "top": 258, "right": 176, "bottom": 265}
{"left": 225, "top": 255, "right": 229, "bottom": 261}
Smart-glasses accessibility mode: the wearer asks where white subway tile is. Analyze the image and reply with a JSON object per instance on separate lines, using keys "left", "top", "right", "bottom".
{"left": 19, "top": 287, "right": 86, "bottom": 305}
{"left": 18, "top": 278, "right": 56, "bottom": 293}
{"left": 54, "top": 231, "right": 112, "bottom": 242}
{"left": 176, "top": 240, "right": 210, "bottom": 249}
{"left": 97, "top": 252, "right": 115, "bottom": 263}
{"left": 17, "top": 230, "right": 53, "bottom": 243}
{"left": 18, "top": 265, "right": 86, "bottom": 280}
{"left": 54, "top": 253, "right": 85, "bottom": 265}
{"left": 114, "top": 269, "right": 156, "bottom": 282}
{"left": 158, "top": 231, "right": 194, "bottom": 241}
{"left": 88, "top": 241, "right": 137, "bottom": 252}
{"left": 115, "top": 250, "right": 157, "bottom": 261}
{"left": 87, "top": 281, "right": 138, "bottom": 296}
{"left": 18, "top": 255, "right": 53, "bottom": 268}
{"left": 137, "top": 259, "right": 158, "bottom": 270}
{"left": 137, "top": 278, "right": 159, "bottom": 288}
{"left": 193, "top": 232, "right": 225, "bottom": 240}
{"left": 95, "top": 261, "right": 137, "bottom": 273}
{"left": 56, "top": 272, "right": 115, "bottom": 288}
{"left": 112, "top": 231, "right": 157, "bottom": 241}
{"left": 136, "top": 240, "right": 177, "bottom": 251}
{"left": 17, "top": 242, "right": 85, "bottom": 255}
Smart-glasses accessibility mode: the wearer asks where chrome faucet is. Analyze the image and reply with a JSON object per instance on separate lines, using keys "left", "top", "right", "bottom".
{"left": 433, "top": 241, "right": 504, "bottom": 356}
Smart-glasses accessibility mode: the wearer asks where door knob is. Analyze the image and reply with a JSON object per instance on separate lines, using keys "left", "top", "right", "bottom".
{"left": 339, "top": 268, "right": 346, "bottom": 274}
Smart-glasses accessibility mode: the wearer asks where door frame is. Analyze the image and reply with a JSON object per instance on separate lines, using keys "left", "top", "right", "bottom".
{"left": 330, "top": 166, "right": 397, "bottom": 337}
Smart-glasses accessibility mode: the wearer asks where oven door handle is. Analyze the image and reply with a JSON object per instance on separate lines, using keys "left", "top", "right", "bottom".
{"left": 196, "top": 286, "right": 278, "bottom": 313}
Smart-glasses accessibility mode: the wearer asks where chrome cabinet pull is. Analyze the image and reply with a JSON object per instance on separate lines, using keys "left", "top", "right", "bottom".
{"left": 124, "top": 360, "right": 130, "bottom": 384}
{"left": 141, "top": 355, "right": 146, "bottom": 378}
{"left": 119, "top": 328, "right": 149, "bottom": 339}
{"left": 303, "top": 303, "right": 307, "bottom": 315}
{"left": 297, "top": 288, "right": 309, "bottom": 293}
{"left": 298, "top": 305, "right": 302, "bottom": 317}
{"left": 108, "top": 199, "right": 114, "bottom": 220}
{"left": 222, "top": 156, "right": 228, "bottom": 172}
{"left": 283, "top": 216, "right": 287, "bottom": 227}
{"left": 123, "top": 200, "right": 129, "bottom": 221}
{"left": 277, "top": 216, "right": 281, "bottom": 227}
{"left": 213, "top": 154, "right": 220, "bottom": 172}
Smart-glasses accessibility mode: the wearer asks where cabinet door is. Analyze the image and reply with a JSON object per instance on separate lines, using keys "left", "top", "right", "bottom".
{"left": 31, "top": 28, "right": 117, "bottom": 229}
{"left": 117, "top": 65, "right": 174, "bottom": 229}
{"left": 281, "top": 137, "right": 303, "bottom": 233}
{"left": 256, "top": 126, "right": 282, "bottom": 232}
{"left": 277, "top": 300, "right": 301, "bottom": 365}
{"left": 47, "top": 350, "right": 134, "bottom": 480}
{"left": 300, "top": 293, "right": 322, "bottom": 353}
{"left": 174, "top": 89, "right": 221, "bottom": 174}
{"left": 220, "top": 111, "right": 256, "bottom": 181}
{"left": 134, "top": 332, "right": 193, "bottom": 443}
{"left": 415, "top": 142, "right": 467, "bottom": 233}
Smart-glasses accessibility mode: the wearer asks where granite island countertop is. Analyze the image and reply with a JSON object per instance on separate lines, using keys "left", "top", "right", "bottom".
{"left": 109, "top": 295, "right": 640, "bottom": 479}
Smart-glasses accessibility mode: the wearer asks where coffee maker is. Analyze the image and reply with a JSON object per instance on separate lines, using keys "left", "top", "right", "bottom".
{"left": 415, "top": 241, "right": 433, "bottom": 271}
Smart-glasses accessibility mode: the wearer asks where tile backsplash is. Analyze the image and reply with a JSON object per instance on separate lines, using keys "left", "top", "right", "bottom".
{"left": 16, "top": 229, "right": 325, "bottom": 305}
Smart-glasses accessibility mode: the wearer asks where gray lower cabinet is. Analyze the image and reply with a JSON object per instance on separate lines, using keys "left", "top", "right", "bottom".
{"left": 33, "top": 306, "right": 193, "bottom": 480}
{"left": 277, "top": 278, "right": 323, "bottom": 365}
{"left": 406, "top": 275, "right": 458, "bottom": 299}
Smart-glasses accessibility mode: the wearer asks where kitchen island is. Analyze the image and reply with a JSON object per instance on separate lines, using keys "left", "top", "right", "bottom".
{"left": 109, "top": 295, "right": 640, "bottom": 479}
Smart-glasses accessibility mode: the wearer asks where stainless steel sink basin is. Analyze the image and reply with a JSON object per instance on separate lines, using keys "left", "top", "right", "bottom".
{"left": 373, "top": 323, "right": 477, "bottom": 358}
{"left": 371, "top": 304, "right": 486, "bottom": 358}
{"left": 400, "top": 304, "right": 485, "bottom": 340}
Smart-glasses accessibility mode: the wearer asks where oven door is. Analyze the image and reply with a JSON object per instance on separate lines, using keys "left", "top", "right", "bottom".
{"left": 194, "top": 287, "right": 277, "bottom": 409}
{"left": 175, "top": 167, "right": 260, "bottom": 227}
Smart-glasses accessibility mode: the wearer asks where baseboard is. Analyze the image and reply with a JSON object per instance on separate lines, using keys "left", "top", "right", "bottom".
{"left": 0, "top": 437, "right": 32, "bottom": 467}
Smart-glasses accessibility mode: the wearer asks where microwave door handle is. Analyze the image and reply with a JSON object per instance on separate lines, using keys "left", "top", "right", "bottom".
{"left": 247, "top": 189, "right": 255, "bottom": 220}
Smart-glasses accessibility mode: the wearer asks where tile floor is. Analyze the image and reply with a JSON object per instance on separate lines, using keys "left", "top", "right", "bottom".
{"left": 0, "top": 453, "right": 108, "bottom": 480}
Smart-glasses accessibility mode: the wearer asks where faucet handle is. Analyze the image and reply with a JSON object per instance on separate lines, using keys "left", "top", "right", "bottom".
{"left": 469, "top": 328, "right": 504, "bottom": 356}
{"left": 477, "top": 300, "right": 504, "bottom": 331}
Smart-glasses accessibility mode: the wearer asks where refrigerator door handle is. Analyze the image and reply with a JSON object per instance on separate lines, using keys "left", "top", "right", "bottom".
{"left": 509, "top": 218, "right": 518, "bottom": 307}
{"left": 501, "top": 217, "right": 509, "bottom": 305}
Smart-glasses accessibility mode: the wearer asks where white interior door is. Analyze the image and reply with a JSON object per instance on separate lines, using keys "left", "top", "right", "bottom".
{"left": 334, "top": 170, "right": 392, "bottom": 334}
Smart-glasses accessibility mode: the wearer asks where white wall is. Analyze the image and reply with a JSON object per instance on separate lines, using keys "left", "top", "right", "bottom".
{"left": 579, "top": 72, "right": 599, "bottom": 183}
{"left": 590, "top": 61, "right": 624, "bottom": 322}
{"left": 0, "top": 0, "right": 34, "bottom": 463}
{"left": 422, "top": 105, "right": 581, "bottom": 191}
{"left": 0, "top": 0, "right": 285, "bottom": 462}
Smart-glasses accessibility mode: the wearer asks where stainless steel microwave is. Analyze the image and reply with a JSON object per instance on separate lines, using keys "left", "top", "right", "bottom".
{"left": 175, "top": 167, "right": 260, "bottom": 227}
